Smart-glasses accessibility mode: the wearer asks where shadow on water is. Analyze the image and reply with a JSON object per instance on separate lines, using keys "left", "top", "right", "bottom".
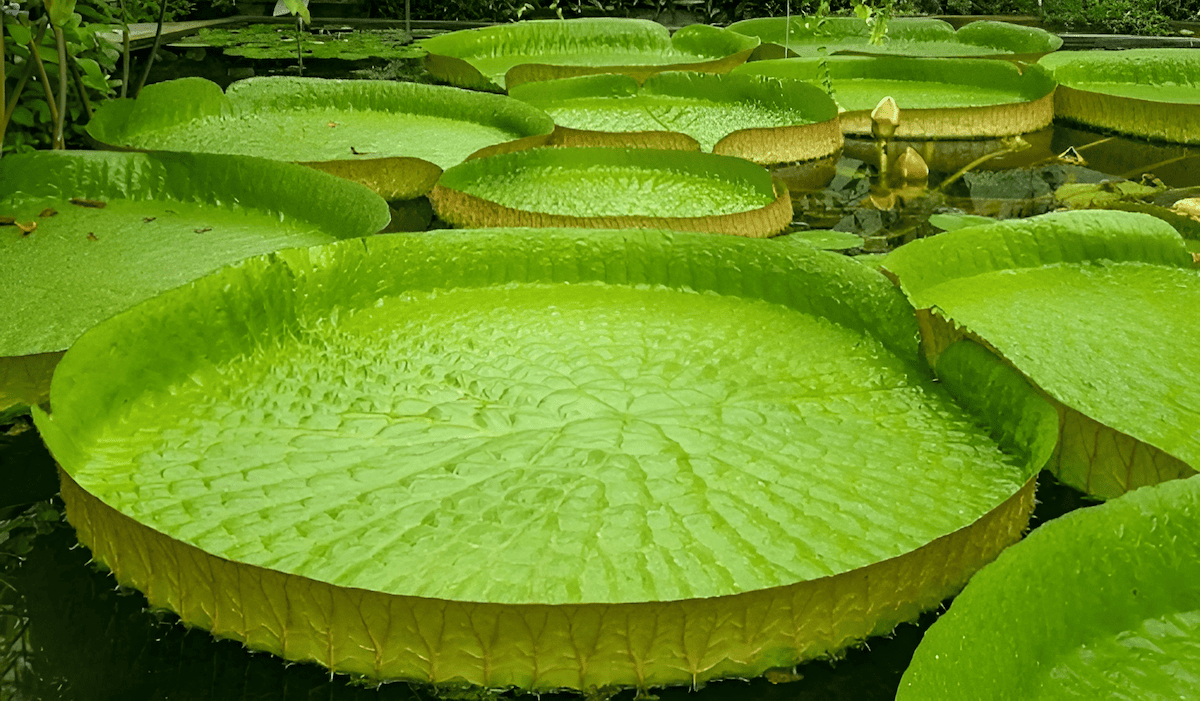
{"left": 2, "top": 419, "right": 1088, "bottom": 701}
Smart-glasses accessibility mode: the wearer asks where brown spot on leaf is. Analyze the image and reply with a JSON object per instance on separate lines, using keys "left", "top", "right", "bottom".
{"left": 143, "top": 217, "right": 156, "bottom": 223}
{"left": 69, "top": 198, "right": 107, "bottom": 209}
{"left": 1193, "top": 251, "right": 1200, "bottom": 266}
{"left": 39, "top": 208, "right": 58, "bottom": 218}
{"left": 0, "top": 216, "right": 14, "bottom": 225}
{"left": 15, "top": 221, "right": 36, "bottom": 235}
{"left": 327, "top": 122, "right": 339, "bottom": 128}
{"left": 86, "top": 232, "right": 98, "bottom": 241}
{"left": 194, "top": 227, "right": 212, "bottom": 234}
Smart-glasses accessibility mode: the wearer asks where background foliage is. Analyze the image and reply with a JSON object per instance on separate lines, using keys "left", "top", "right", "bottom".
{"left": 369, "top": 0, "right": 1200, "bottom": 27}
{"left": 2, "top": 1, "right": 122, "bottom": 155}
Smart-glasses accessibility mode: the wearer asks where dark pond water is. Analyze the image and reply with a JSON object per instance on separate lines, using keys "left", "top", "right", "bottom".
{"left": 0, "top": 418, "right": 1092, "bottom": 701}
{"left": 771, "top": 123, "right": 1200, "bottom": 255}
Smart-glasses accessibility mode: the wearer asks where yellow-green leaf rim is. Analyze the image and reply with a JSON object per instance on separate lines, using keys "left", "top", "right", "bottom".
{"left": 37, "top": 229, "right": 1052, "bottom": 692}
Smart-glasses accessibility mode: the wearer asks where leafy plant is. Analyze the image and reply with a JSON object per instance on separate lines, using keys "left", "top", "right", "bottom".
{"left": 1043, "top": 0, "right": 1173, "bottom": 34}
{"left": 2, "top": 1, "right": 120, "bottom": 155}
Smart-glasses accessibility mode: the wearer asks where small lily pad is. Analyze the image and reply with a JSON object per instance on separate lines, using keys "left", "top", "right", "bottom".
{"left": 729, "top": 17, "right": 1061, "bottom": 60}
{"left": 1039, "top": 49, "right": 1200, "bottom": 145}
{"left": 778, "top": 229, "right": 863, "bottom": 250}
{"left": 419, "top": 18, "right": 759, "bottom": 93}
{"left": 734, "top": 56, "right": 1055, "bottom": 139}
{"left": 928, "top": 213, "right": 994, "bottom": 231}
{"left": 509, "top": 71, "right": 842, "bottom": 164}
{"left": 429, "top": 147, "right": 794, "bottom": 237}
{"left": 0, "top": 150, "right": 390, "bottom": 411}
{"left": 86, "top": 77, "right": 555, "bottom": 199}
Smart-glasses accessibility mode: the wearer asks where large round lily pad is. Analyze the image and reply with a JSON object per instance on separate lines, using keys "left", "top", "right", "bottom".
{"left": 428, "top": 147, "right": 793, "bottom": 237}
{"left": 899, "top": 474, "right": 1200, "bottom": 700}
{"left": 1039, "top": 49, "right": 1200, "bottom": 145}
{"left": 36, "top": 228, "right": 1053, "bottom": 691}
{"left": 85, "top": 76, "right": 555, "bottom": 200}
{"left": 729, "top": 17, "right": 1060, "bottom": 61}
{"left": 882, "top": 210, "right": 1200, "bottom": 498}
{"left": 0, "top": 150, "right": 390, "bottom": 413}
{"left": 419, "top": 18, "right": 759, "bottom": 93}
{"left": 735, "top": 56, "right": 1055, "bottom": 138}
{"left": 508, "top": 71, "right": 842, "bottom": 164}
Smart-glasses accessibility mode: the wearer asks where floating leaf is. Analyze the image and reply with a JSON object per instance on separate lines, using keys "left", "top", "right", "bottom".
{"left": 729, "top": 17, "right": 1060, "bottom": 60}
{"left": 0, "top": 150, "right": 390, "bottom": 412}
{"left": 883, "top": 209, "right": 1199, "bottom": 497}
{"left": 36, "top": 228, "right": 1052, "bottom": 692}
{"left": 429, "top": 147, "right": 793, "bottom": 237}
{"left": 86, "top": 77, "right": 554, "bottom": 200}
{"left": 419, "top": 18, "right": 759, "bottom": 93}
{"left": 1039, "top": 49, "right": 1200, "bottom": 145}
{"left": 734, "top": 56, "right": 1055, "bottom": 138}
{"left": 927, "top": 213, "right": 994, "bottom": 231}
{"left": 510, "top": 71, "right": 842, "bottom": 163}
{"left": 899, "top": 475, "right": 1200, "bottom": 700}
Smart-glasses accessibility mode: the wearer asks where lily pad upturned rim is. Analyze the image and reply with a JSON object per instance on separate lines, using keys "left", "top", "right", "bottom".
{"left": 509, "top": 71, "right": 844, "bottom": 164}
{"left": 0, "top": 149, "right": 390, "bottom": 411}
{"left": 727, "top": 16, "right": 1062, "bottom": 60}
{"left": 898, "top": 474, "right": 1200, "bottom": 700}
{"left": 36, "top": 228, "right": 1051, "bottom": 690}
{"left": 428, "top": 146, "right": 794, "bottom": 237}
{"left": 881, "top": 209, "right": 1199, "bottom": 496}
{"left": 733, "top": 57, "right": 1056, "bottom": 139}
{"left": 84, "top": 76, "right": 556, "bottom": 200}
{"left": 419, "top": 18, "right": 760, "bottom": 93}
{"left": 1039, "top": 49, "right": 1200, "bottom": 145}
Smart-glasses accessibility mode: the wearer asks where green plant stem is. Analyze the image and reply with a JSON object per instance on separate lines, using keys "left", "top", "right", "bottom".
{"left": 1119, "top": 155, "right": 1197, "bottom": 180}
{"left": 1, "top": 7, "right": 6, "bottom": 158}
{"left": 52, "top": 24, "right": 68, "bottom": 149}
{"left": 1, "top": 47, "right": 37, "bottom": 155}
{"left": 2, "top": 59, "right": 35, "bottom": 130}
{"left": 27, "top": 22, "right": 61, "bottom": 143}
{"left": 937, "top": 139, "right": 1030, "bottom": 194}
{"left": 121, "top": 28, "right": 130, "bottom": 98}
{"left": 296, "top": 15, "right": 303, "bottom": 76}
{"left": 67, "top": 52, "right": 93, "bottom": 120}
{"left": 118, "top": 0, "right": 130, "bottom": 98}
{"left": 133, "top": 0, "right": 168, "bottom": 98}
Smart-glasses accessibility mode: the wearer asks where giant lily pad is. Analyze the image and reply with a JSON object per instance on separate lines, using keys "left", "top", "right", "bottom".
{"left": 729, "top": 17, "right": 1061, "bottom": 61}
{"left": 35, "top": 228, "right": 1053, "bottom": 691}
{"left": 899, "top": 474, "right": 1200, "bottom": 700}
{"left": 508, "top": 71, "right": 842, "bottom": 164}
{"left": 734, "top": 56, "right": 1055, "bottom": 138}
{"left": 428, "top": 147, "right": 793, "bottom": 237}
{"left": 882, "top": 210, "right": 1200, "bottom": 498}
{"left": 0, "top": 150, "right": 390, "bottom": 413}
{"left": 1039, "top": 49, "right": 1200, "bottom": 145}
{"left": 85, "top": 76, "right": 555, "bottom": 200}
{"left": 418, "top": 18, "right": 759, "bottom": 93}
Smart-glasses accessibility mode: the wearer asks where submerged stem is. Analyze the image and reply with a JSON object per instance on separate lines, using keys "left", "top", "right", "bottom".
{"left": 937, "top": 138, "right": 1030, "bottom": 194}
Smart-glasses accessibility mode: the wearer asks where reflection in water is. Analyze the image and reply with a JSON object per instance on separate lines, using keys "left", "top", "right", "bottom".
{"left": 775, "top": 123, "right": 1200, "bottom": 252}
